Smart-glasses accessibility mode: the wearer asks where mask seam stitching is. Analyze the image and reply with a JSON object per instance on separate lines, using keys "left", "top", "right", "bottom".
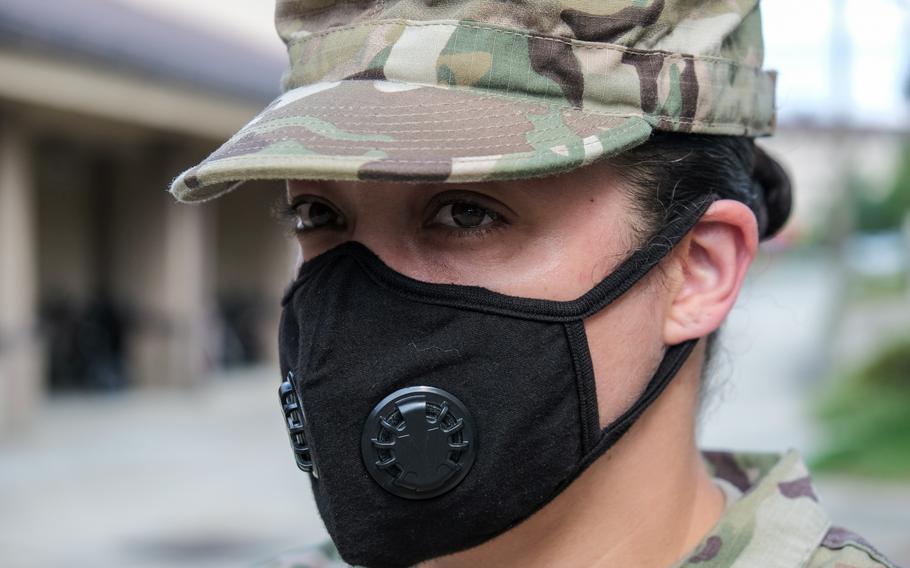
{"left": 564, "top": 321, "right": 601, "bottom": 453}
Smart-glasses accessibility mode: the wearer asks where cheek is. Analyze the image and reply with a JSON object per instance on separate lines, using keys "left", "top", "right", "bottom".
{"left": 406, "top": 231, "right": 567, "bottom": 294}
{"left": 583, "top": 276, "right": 668, "bottom": 426}
{"left": 412, "top": 223, "right": 634, "bottom": 302}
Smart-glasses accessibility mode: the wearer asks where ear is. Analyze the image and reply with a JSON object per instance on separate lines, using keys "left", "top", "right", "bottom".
{"left": 663, "top": 200, "right": 758, "bottom": 345}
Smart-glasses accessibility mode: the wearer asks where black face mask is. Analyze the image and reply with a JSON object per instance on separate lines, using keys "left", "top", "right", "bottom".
{"left": 277, "top": 196, "right": 714, "bottom": 568}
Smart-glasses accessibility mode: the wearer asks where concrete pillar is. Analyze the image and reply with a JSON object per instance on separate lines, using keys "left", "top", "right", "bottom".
{"left": 0, "top": 118, "right": 42, "bottom": 433}
{"left": 114, "top": 143, "right": 217, "bottom": 388}
{"left": 214, "top": 179, "right": 297, "bottom": 368}
{"left": 255, "top": 214, "right": 297, "bottom": 367}
{"left": 159, "top": 180, "right": 218, "bottom": 386}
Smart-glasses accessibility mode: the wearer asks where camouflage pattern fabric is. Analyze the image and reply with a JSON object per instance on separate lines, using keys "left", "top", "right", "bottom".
{"left": 169, "top": 0, "right": 777, "bottom": 202}
{"left": 257, "top": 450, "right": 898, "bottom": 568}
{"left": 678, "top": 450, "right": 897, "bottom": 568}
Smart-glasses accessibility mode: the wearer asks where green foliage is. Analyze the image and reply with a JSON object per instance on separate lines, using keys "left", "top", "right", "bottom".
{"left": 849, "top": 142, "right": 910, "bottom": 233}
{"left": 845, "top": 272, "right": 908, "bottom": 303}
{"left": 811, "top": 336, "right": 910, "bottom": 478}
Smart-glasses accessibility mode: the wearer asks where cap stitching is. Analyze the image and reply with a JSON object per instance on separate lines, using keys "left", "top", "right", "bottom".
{"left": 227, "top": 106, "right": 757, "bottom": 145}
{"left": 172, "top": 120, "right": 642, "bottom": 198}
{"left": 287, "top": 19, "right": 768, "bottom": 71}
{"left": 207, "top": 137, "right": 582, "bottom": 154}
{"left": 189, "top": 120, "right": 644, "bottom": 171}
{"left": 241, "top": 90, "right": 769, "bottom": 131}
{"left": 259, "top": 81, "right": 774, "bottom": 132}
{"left": 245, "top": 113, "right": 532, "bottom": 130}
{"left": 255, "top": 77, "right": 773, "bottom": 132}
{"left": 204, "top": 119, "right": 643, "bottom": 154}
{"left": 257, "top": 97, "right": 541, "bottom": 112}
{"left": 241, "top": 119, "right": 619, "bottom": 137}
{"left": 279, "top": 7, "right": 713, "bottom": 34}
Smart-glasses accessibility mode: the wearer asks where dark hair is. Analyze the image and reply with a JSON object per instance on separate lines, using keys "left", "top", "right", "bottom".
{"left": 610, "top": 132, "right": 792, "bottom": 243}
{"left": 608, "top": 132, "right": 792, "bottom": 404}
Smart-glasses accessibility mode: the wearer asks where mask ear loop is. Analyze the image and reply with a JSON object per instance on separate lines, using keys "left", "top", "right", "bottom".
{"left": 587, "top": 339, "right": 697, "bottom": 466}
{"left": 561, "top": 193, "right": 718, "bottom": 475}
{"left": 572, "top": 193, "right": 719, "bottom": 320}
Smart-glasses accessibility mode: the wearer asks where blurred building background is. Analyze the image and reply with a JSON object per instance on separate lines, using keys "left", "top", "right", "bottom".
{"left": 0, "top": 0, "right": 294, "bottom": 429}
{"left": 0, "top": 0, "right": 908, "bottom": 567}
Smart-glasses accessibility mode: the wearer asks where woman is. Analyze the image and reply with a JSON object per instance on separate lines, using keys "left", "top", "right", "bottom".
{"left": 170, "top": 1, "right": 895, "bottom": 566}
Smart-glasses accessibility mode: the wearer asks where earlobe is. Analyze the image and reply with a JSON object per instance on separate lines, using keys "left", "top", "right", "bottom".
{"left": 663, "top": 200, "right": 758, "bottom": 345}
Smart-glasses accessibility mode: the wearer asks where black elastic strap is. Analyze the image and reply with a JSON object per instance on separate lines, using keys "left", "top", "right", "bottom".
{"left": 564, "top": 321, "right": 601, "bottom": 453}
{"left": 513, "top": 335, "right": 700, "bottom": 521}
{"left": 578, "top": 338, "right": 698, "bottom": 472}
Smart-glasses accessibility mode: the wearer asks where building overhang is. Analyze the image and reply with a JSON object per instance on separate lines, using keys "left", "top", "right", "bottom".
{"left": 0, "top": 47, "right": 267, "bottom": 140}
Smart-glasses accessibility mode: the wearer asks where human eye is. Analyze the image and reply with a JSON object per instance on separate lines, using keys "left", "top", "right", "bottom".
{"left": 431, "top": 202, "right": 499, "bottom": 229}
{"left": 425, "top": 192, "right": 509, "bottom": 238}
{"left": 279, "top": 196, "right": 346, "bottom": 233}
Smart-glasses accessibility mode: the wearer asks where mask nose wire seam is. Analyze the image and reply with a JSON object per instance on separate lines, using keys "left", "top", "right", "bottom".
{"left": 279, "top": 242, "right": 361, "bottom": 306}
{"left": 279, "top": 194, "right": 717, "bottom": 318}
{"left": 329, "top": 194, "right": 717, "bottom": 322}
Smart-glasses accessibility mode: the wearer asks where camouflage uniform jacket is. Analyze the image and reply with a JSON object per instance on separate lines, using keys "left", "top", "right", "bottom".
{"left": 261, "top": 450, "right": 897, "bottom": 568}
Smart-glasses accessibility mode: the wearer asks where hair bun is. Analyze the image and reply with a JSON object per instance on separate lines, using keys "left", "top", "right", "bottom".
{"left": 752, "top": 144, "right": 792, "bottom": 240}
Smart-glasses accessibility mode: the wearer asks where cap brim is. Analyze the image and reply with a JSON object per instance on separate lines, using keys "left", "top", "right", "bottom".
{"left": 169, "top": 80, "right": 653, "bottom": 203}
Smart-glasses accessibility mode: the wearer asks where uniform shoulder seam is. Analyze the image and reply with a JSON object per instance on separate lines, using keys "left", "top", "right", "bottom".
{"left": 835, "top": 542, "right": 898, "bottom": 568}
{"left": 819, "top": 526, "right": 899, "bottom": 568}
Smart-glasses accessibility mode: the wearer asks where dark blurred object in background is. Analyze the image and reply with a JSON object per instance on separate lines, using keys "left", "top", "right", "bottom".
{"left": 42, "top": 296, "right": 129, "bottom": 392}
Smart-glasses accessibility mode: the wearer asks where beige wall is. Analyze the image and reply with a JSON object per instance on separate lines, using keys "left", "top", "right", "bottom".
{"left": 0, "top": 117, "right": 42, "bottom": 433}
{"left": 215, "top": 180, "right": 297, "bottom": 366}
{"left": 112, "top": 143, "right": 219, "bottom": 388}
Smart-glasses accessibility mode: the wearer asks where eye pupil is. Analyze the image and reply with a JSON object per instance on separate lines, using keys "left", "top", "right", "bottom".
{"left": 451, "top": 203, "right": 490, "bottom": 228}
{"left": 296, "top": 200, "right": 341, "bottom": 230}
{"left": 307, "top": 202, "right": 334, "bottom": 225}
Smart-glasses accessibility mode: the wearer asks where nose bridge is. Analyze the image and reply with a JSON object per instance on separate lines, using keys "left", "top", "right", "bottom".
{"left": 346, "top": 184, "right": 422, "bottom": 276}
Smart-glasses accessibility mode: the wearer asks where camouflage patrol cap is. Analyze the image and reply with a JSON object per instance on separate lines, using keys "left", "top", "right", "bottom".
{"left": 169, "top": 0, "right": 777, "bottom": 202}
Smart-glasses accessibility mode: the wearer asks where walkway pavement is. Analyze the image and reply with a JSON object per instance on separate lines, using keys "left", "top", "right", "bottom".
{"left": 0, "top": 369, "right": 328, "bottom": 568}
{"left": 1, "top": 251, "right": 908, "bottom": 567}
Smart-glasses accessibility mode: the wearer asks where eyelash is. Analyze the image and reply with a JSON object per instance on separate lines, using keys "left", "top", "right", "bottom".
{"left": 429, "top": 198, "right": 508, "bottom": 240}
{"left": 272, "top": 196, "right": 509, "bottom": 239}
{"left": 272, "top": 198, "right": 317, "bottom": 237}
{"left": 439, "top": 224, "right": 507, "bottom": 240}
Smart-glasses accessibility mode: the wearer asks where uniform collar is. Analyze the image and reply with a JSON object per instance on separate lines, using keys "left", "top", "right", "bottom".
{"left": 673, "top": 449, "right": 832, "bottom": 568}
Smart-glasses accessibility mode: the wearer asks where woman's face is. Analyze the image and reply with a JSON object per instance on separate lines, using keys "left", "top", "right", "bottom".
{"left": 285, "top": 163, "right": 674, "bottom": 425}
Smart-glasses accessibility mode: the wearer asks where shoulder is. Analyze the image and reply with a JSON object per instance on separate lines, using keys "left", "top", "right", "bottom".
{"left": 806, "top": 526, "right": 900, "bottom": 568}
{"left": 255, "top": 540, "right": 350, "bottom": 568}
{"left": 683, "top": 450, "right": 901, "bottom": 568}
